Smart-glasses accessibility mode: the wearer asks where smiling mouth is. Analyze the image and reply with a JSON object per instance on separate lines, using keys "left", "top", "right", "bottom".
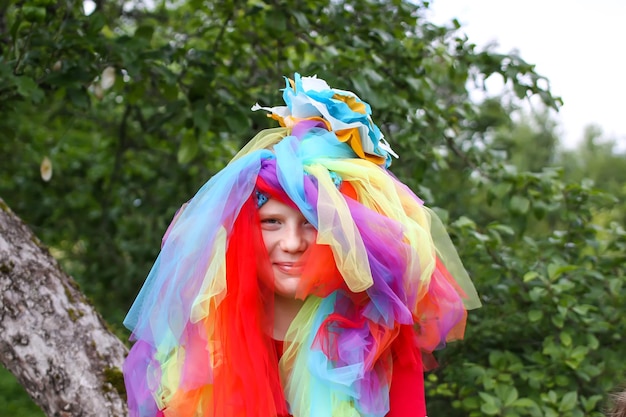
{"left": 274, "top": 262, "right": 304, "bottom": 275}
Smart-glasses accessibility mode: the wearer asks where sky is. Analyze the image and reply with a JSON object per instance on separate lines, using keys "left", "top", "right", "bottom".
{"left": 427, "top": 0, "right": 626, "bottom": 150}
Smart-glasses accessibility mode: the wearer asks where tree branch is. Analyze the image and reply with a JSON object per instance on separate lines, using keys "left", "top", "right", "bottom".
{"left": 0, "top": 199, "right": 128, "bottom": 417}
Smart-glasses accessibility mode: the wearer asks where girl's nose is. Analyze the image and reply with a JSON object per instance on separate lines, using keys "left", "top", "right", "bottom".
{"left": 279, "top": 225, "right": 308, "bottom": 253}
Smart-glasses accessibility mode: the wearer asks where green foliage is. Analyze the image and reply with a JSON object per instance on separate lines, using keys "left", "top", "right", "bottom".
{"left": 429, "top": 169, "right": 625, "bottom": 416}
{"left": 422, "top": 105, "right": 626, "bottom": 416}
{"left": 560, "top": 125, "right": 626, "bottom": 225}
{"left": 1, "top": 0, "right": 623, "bottom": 416}
{"left": 0, "top": 366, "right": 45, "bottom": 416}
{"left": 3, "top": 0, "right": 555, "bottom": 325}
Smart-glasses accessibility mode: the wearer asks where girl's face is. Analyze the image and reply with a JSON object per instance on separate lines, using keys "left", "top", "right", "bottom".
{"left": 258, "top": 198, "right": 316, "bottom": 299}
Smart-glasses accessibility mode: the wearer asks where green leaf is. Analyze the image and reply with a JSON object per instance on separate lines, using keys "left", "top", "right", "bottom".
{"left": 177, "top": 130, "right": 198, "bottom": 164}
{"left": 558, "top": 391, "right": 578, "bottom": 412}
{"left": 291, "top": 11, "right": 309, "bottom": 28}
{"left": 548, "top": 390, "right": 558, "bottom": 404}
{"left": 500, "top": 386, "right": 519, "bottom": 406}
{"left": 586, "top": 334, "right": 599, "bottom": 350}
{"left": 350, "top": 74, "right": 371, "bottom": 98}
{"left": 512, "top": 398, "right": 538, "bottom": 408}
{"left": 543, "top": 407, "right": 559, "bottom": 417}
{"left": 569, "top": 346, "right": 589, "bottom": 363}
{"left": 559, "top": 331, "right": 572, "bottom": 347}
{"left": 88, "top": 12, "right": 106, "bottom": 34}
{"left": 510, "top": 195, "right": 530, "bottom": 214}
{"left": 14, "top": 76, "right": 44, "bottom": 102}
{"left": 488, "top": 351, "right": 504, "bottom": 368}
{"left": 462, "top": 396, "right": 480, "bottom": 410}
{"left": 479, "top": 392, "right": 500, "bottom": 415}
{"left": 529, "top": 287, "right": 547, "bottom": 302}
{"left": 608, "top": 277, "right": 622, "bottom": 295}
{"left": 480, "top": 402, "right": 500, "bottom": 415}
{"left": 479, "top": 391, "right": 498, "bottom": 405}
{"left": 363, "top": 68, "right": 384, "bottom": 83}
{"left": 490, "top": 182, "right": 513, "bottom": 198}
{"left": 551, "top": 314, "right": 565, "bottom": 329}
{"left": 582, "top": 395, "right": 603, "bottom": 412}
{"left": 371, "top": 28, "right": 394, "bottom": 43}
{"left": 405, "top": 77, "right": 422, "bottom": 92}
{"left": 523, "top": 271, "right": 539, "bottom": 282}
{"left": 528, "top": 310, "right": 543, "bottom": 322}
{"left": 22, "top": 5, "right": 46, "bottom": 23}
{"left": 490, "top": 223, "right": 515, "bottom": 236}
{"left": 547, "top": 263, "right": 577, "bottom": 281}
{"left": 555, "top": 375, "right": 570, "bottom": 387}
{"left": 571, "top": 304, "right": 592, "bottom": 316}
{"left": 452, "top": 216, "right": 476, "bottom": 229}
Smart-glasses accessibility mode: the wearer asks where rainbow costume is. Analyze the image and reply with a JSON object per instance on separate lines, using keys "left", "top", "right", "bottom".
{"left": 123, "top": 74, "right": 481, "bottom": 417}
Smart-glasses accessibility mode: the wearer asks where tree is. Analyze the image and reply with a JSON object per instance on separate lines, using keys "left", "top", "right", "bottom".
{"left": 0, "top": 199, "right": 128, "bottom": 416}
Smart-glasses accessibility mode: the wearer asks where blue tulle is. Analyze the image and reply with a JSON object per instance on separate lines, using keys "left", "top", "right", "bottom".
{"left": 123, "top": 150, "right": 273, "bottom": 348}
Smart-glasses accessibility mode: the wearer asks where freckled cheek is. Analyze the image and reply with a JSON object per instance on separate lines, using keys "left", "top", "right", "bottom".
{"left": 304, "top": 231, "right": 317, "bottom": 246}
{"left": 260, "top": 231, "right": 275, "bottom": 253}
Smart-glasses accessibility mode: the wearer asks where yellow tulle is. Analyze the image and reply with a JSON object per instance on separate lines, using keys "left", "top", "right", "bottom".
{"left": 307, "top": 163, "right": 373, "bottom": 292}
{"left": 191, "top": 227, "right": 228, "bottom": 323}
{"left": 231, "top": 127, "right": 289, "bottom": 162}
{"left": 280, "top": 297, "right": 321, "bottom": 417}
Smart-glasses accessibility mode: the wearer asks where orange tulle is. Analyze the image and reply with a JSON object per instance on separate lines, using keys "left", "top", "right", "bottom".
{"left": 297, "top": 243, "right": 348, "bottom": 299}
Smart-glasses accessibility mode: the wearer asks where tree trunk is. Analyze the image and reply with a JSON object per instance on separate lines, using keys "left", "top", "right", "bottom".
{"left": 0, "top": 198, "right": 129, "bottom": 417}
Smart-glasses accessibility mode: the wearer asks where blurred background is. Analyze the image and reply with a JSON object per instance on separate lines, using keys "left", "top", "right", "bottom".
{"left": 1, "top": 0, "right": 624, "bottom": 415}
{"left": 428, "top": 0, "right": 626, "bottom": 152}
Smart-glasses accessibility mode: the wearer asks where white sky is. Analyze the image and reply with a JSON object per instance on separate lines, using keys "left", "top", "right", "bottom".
{"left": 427, "top": 0, "right": 626, "bottom": 150}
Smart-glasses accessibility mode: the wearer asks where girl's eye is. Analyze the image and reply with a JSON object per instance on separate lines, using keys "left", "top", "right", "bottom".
{"left": 260, "top": 218, "right": 280, "bottom": 231}
{"left": 303, "top": 220, "right": 316, "bottom": 230}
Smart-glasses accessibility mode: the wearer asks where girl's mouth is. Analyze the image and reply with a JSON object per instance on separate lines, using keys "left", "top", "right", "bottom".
{"left": 274, "top": 262, "right": 304, "bottom": 275}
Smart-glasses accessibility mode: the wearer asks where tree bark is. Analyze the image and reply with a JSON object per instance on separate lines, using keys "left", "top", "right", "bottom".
{"left": 0, "top": 198, "right": 129, "bottom": 417}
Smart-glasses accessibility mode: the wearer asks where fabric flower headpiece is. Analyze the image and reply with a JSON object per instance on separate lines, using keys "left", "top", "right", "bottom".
{"left": 252, "top": 73, "right": 398, "bottom": 167}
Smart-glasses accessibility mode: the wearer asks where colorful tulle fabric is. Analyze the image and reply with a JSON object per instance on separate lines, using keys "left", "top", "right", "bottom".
{"left": 123, "top": 73, "right": 481, "bottom": 417}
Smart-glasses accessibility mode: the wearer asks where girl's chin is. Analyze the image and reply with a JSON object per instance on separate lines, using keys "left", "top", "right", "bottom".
{"left": 273, "top": 275, "right": 301, "bottom": 299}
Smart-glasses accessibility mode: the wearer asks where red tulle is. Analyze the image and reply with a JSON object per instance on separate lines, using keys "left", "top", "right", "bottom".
{"left": 256, "top": 176, "right": 299, "bottom": 209}
{"left": 195, "top": 197, "right": 287, "bottom": 416}
{"left": 339, "top": 180, "right": 358, "bottom": 200}
{"left": 297, "top": 243, "right": 348, "bottom": 299}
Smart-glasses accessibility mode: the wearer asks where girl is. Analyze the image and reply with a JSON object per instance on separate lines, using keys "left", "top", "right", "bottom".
{"left": 123, "top": 74, "right": 481, "bottom": 417}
